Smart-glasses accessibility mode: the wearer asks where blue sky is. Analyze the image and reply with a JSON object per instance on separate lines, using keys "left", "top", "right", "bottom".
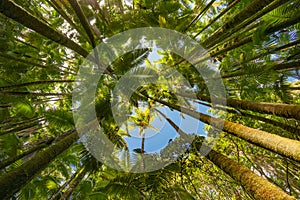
{"left": 123, "top": 48, "right": 211, "bottom": 153}
{"left": 124, "top": 103, "right": 210, "bottom": 153}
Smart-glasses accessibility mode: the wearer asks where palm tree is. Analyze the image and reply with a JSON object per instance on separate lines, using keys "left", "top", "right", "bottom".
{"left": 0, "top": 0, "right": 300, "bottom": 199}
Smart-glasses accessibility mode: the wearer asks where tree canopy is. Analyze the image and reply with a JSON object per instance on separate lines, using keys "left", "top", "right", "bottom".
{"left": 0, "top": 0, "right": 300, "bottom": 199}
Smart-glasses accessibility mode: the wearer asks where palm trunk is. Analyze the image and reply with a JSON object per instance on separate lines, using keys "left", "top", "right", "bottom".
{"left": 0, "top": 91, "right": 68, "bottom": 97}
{"left": 0, "top": 117, "right": 42, "bottom": 129}
{"left": 69, "top": 0, "right": 96, "bottom": 48}
{"left": 226, "top": 39, "right": 300, "bottom": 72}
{"left": 45, "top": 0, "right": 89, "bottom": 42}
{"left": 184, "top": 0, "right": 216, "bottom": 32}
{"left": 204, "top": 12, "right": 300, "bottom": 62}
{"left": 0, "top": 118, "right": 42, "bottom": 136}
{"left": 155, "top": 108, "right": 192, "bottom": 141}
{"left": 59, "top": 167, "right": 87, "bottom": 200}
{"left": 153, "top": 98, "right": 300, "bottom": 162}
{"left": 177, "top": 92, "right": 300, "bottom": 120}
{"left": 0, "top": 0, "right": 89, "bottom": 58}
{"left": 203, "top": 0, "right": 275, "bottom": 47}
{"left": 49, "top": 170, "right": 78, "bottom": 200}
{"left": 215, "top": 0, "right": 290, "bottom": 46}
{"left": 0, "top": 129, "right": 78, "bottom": 199}
{"left": 0, "top": 80, "right": 74, "bottom": 91}
{"left": 0, "top": 52, "right": 62, "bottom": 73}
{"left": 0, "top": 137, "right": 54, "bottom": 169}
{"left": 196, "top": 101, "right": 300, "bottom": 135}
{"left": 205, "top": 149, "right": 296, "bottom": 200}
{"left": 221, "top": 61, "right": 300, "bottom": 79}
{"left": 194, "top": 0, "right": 240, "bottom": 37}
{"left": 164, "top": 112, "right": 296, "bottom": 200}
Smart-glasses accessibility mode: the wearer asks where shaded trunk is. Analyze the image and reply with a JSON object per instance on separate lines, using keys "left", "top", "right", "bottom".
{"left": 0, "top": 0, "right": 89, "bottom": 58}
{"left": 194, "top": 0, "right": 240, "bottom": 37}
{"left": 205, "top": 149, "right": 296, "bottom": 200}
{"left": 0, "top": 129, "right": 78, "bottom": 199}
{"left": 164, "top": 111, "right": 296, "bottom": 200}
{"left": 59, "top": 167, "right": 87, "bottom": 200}
{"left": 0, "top": 52, "right": 62, "bottom": 73}
{"left": 196, "top": 101, "right": 300, "bottom": 136}
{"left": 69, "top": 0, "right": 96, "bottom": 48}
{"left": 221, "top": 61, "right": 300, "bottom": 79}
{"left": 0, "top": 91, "right": 68, "bottom": 97}
{"left": 0, "top": 80, "right": 74, "bottom": 91}
{"left": 0, "top": 118, "right": 42, "bottom": 136}
{"left": 184, "top": 0, "right": 216, "bottom": 32}
{"left": 203, "top": 0, "right": 275, "bottom": 47}
{"left": 0, "top": 137, "right": 54, "bottom": 169}
{"left": 153, "top": 98, "right": 300, "bottom": 162}
{"left": 177, "top": 92, "right": 300, "bottom": 120}
{"left": 49, "top": 170, "right": 78, "bottom": 200}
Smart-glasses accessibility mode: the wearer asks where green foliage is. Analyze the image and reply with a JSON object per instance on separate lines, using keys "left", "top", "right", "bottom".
{"left": 0, "top": 0, "right": 300, "bottom": 199}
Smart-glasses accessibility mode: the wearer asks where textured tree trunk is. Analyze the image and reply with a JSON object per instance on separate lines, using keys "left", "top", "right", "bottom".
{"left": 177, "top": 92, "right": 300, "bottom": 120}
{"left": 59, "top": 167, "right": 87, "bottom": 200}
{"left": 69, "top": 0, "right": 96, "bottom": 48}
{"left": 0, "top": 137, "right": 54, "bottom": 169}
{"left": 205, "top": 149, "right": 296, "bottom": 200}
{"left": 0, "top": 80, "right": 74, "bottom": 91}
{"left": 196, "top": 101, "right": 300, "bottom": 135}
{"left": 164, "top": 112, "right": 296, "bottom": 200}
{"left": 0, "top": 0, "right": 88, "bottom": 57}
{"left": 221, "top": 61, "right": 300, "bottom": 79}
{"left": 154, "top": 98, "right": 300, "bottom": 162}
{"left": 49, "top": 170, "right": 78, "bottom": 200}
{"left": 0, "top": 118, "right": 42, "bottom": 136}
{"left": 203, "top": 0, "right": 275, "bottom": 47}
{"left": 0, "top": 52, "right": 62, "bottom": 73}
{"left": 194, "top": 0, "right": 240, "bottom": 37}
{"left": 0, "top": 129, "right": 78, "bottom": 199}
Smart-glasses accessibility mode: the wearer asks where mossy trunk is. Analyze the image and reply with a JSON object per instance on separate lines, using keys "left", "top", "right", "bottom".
{"left": 164, "top": 112, "right": 296, "bottom": 200}
{"left": 205, "top": 149, "right": 296, "bottom": 200}
{"left": 203, "top": 0, "right": 275, "bottom": 47}
{"left": 59, "top": 167, "right": 87, "bottom": 200}
{"left": 177, "top": 92, "right": 300, "bottom": 120}
{"left": 0, "top": 0, "right": 88, "bottom": 57}
{"left": 0, "top": 137, "right": 54, "bottom": 169}
{"left": 0, "top": 130, "right": 78, "bottom": 199}
{"left": 221, "top": 61, "right": 300, "bottom": 79}
{"left": 154, "top": 98, "right": 300, "bottom": 162}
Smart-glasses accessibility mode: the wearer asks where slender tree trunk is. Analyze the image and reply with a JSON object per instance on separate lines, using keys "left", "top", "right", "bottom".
{"left": 226, "top": 39, "right": 300, "bottom": 72}
{"left": 59, "top": 167, "right": 87, "bottom": 200}
{"left": 164, "top": 111, "right": 296, "bottom": 200}
{"left": 184, "top": 0, "right": 216, "bottom": 32}
{"left": 0, "top": 52, "right": 62, "bottom": 73}
{"left": 0, "top": 117, "right": 42, "bottom": 129}
{"left": 45, "top": 0, "right": 89, "bottom": 42}
{"left": 0, "top": 80, "right": 74, "bottom": 91}
{"left": 0, "top": 91, "right": 68, "bottom": 97}
{"left": 49, "top": 170, "right": 78, "bottom": 200}
{"left": 69, "top": 0, "right": 96, "bottom": 48}
{"left": 0, "top": 137, "right": 54, "bottom": 169}
{"left": 194, "top": 0, "right": 240, "bottom": 37}
{"left": 221, "top": 61, "right": 300, "bottom": 79}
{"left": 219, "top": 0, "right": 290, "bottom": 45}
{"left": 205, "top": 149, "right": 296, "bottom": 200}
{"left": 0, "top": 129, "right": 78, "bottom": 199}
{"left": 153, "top": 98, "right": 300, "bottom": 162}
{"left": 0, "top": 118, "right": 42, "bottom": 136}
{"left": 177, "top": 92, "right": 300, "bottom": 120}
{"left": 155, "top": 108, "right": 192, "bottom": 141}
{"left": 0, "top": 0, "right": 89, "bottom": 58}
{"left": 196, "top": 101, "right": 300, "bottom": 135}
{"left": 203, "top": 0, "right": 276, "bottom": 47}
